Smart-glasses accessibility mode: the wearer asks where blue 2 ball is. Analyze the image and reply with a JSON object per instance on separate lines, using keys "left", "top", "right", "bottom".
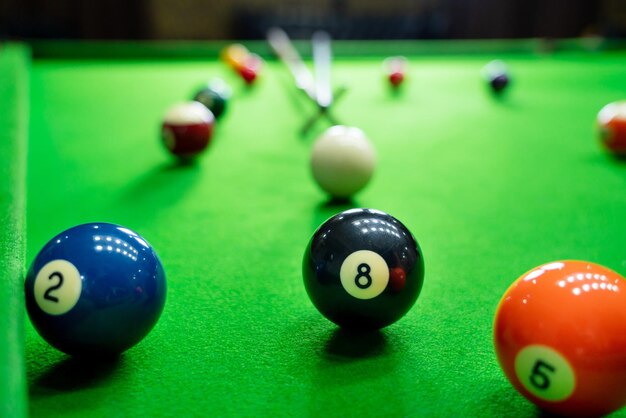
{"left": 24, "top": 223, "right": 166, "bottom": 356}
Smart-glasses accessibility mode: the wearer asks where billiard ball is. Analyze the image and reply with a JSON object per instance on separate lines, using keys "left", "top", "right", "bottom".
{"left": 483, "top": 60, "right": 510, "bottom": 94}
{"left": 193, "top": 81, "right": 231, "bottom": 120}
{"left": 494, "top": 261, "right": 626, "bottom": 417}
{"left": 389, "top": 71, "right": 404, "bottom": 87}
{"left": 161, "top": 101, "right": 215, "bottom": 159}
{"left": 238, "top": 53, "right": 263, "bottom": 85}
{"left": 193, "top": 87, "right": 226, "bottom": 119}
{"left": 489, "top": 73, "right": 509, "bottom": 93}
{"left": 238, "top": 66, "right": 257, "bottom": 85}
{"left": 597, "top": 101, "right": 626, "bottom": 155}
{"left": 310, "top": 126, "right": 376, "bottom": 199}
{"left": 302, "top": 208, "right": 424, "bottom": 330}
{"left": 220, "top": 43, "right": 249, "bottom": 70}
{"left": 220, "top": 44, "right": 262, "bottom": 85}
{"left": 383, "top": 56, "right": 407, "bottom": 88}
{"left": 24, "top": 223, "right": 167, "bottom": 356}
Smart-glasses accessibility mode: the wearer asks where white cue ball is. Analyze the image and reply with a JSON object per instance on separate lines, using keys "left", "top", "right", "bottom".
{"left": 310, "top": 125, "right": 376, "bottom": 198}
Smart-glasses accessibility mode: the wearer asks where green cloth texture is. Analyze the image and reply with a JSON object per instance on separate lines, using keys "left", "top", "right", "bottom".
{"left": 2, "top": 41, "right": 624, "bottom": 417}
{"left": 0, "top": 44, "right": 29, "bottom": 418}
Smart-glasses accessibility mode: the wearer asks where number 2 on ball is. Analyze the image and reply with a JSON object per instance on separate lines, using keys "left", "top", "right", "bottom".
{"left": 43, "top": 272, "right": 64, "bottom": 303}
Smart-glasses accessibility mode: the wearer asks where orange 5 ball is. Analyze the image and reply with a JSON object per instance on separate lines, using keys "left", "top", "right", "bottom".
{"left": 494, "top": 261, "right": 626, "bottom": 417}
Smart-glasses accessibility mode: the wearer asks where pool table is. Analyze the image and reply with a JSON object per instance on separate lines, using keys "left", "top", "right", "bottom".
{"left": 2, "top": 39, "right": 626, "bottom": 417}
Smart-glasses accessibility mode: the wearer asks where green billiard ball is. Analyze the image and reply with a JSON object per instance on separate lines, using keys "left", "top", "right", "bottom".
{"left": 192, "top": 80, "right": 231, "bottom": 119}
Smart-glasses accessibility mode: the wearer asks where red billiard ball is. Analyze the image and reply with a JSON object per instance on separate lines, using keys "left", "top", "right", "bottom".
{"left": 597, "top": 101, "right": 626, "bottom": 155}
{"left": 388, "top": 71, "right": 404, "bottom": 88}
{"left": 238, "top": 66, "right": 257, "bottom": 85}
{"left": 161, "top": 101, "right": 215, "bottom": 159}
{"left": 237, "top": 53, "right": 263, "bottom": 85}
{"left": 383, "top": 56, "right": 407, "bottom": 89}
{"left": 494, "top": 261, "right": 626, "bottom": 417}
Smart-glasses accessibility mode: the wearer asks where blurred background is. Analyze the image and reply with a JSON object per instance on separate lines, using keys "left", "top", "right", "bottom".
{"left": 1, "top": 0, "right": 625, "bottom": 41}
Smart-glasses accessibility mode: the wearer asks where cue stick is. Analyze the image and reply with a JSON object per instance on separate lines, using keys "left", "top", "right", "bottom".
{"left": 302, "top": 30, "right": 350, "bottom": 134}
{"left": 267, "top": 27, "right": 317, "bottom": 102}
{"left": 267, "top": 27, "right": 347, "bottom": 134}
{"left": 312, "top": 30, "right": 333, "bottom": 110}
{"left": 300, "top": 86, "right": 347, "bottom": 134}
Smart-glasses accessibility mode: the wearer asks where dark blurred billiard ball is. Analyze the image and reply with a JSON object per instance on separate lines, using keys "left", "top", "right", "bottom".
{"left": 494, "top": 261, "right": 626, "bottom": 417}
{"left": 483, "top": 60, "right": 510, "bottom": 94}
{"left": 161, "top": 101, "right": 215, "bottom": 159}
{"left": 24, "top": 223, "right": 167, "bottom": 356}
{"left": 302, "top": 208, "right": 424, "bottom": 330}
{"left": 193, "top": 79, "right": 231, "bottom": 120}
{"left": 489, "top": 73, "right": 509, "bottom": 93}
{"left": 597, "top": 101, "right": 626, "bottom": 155}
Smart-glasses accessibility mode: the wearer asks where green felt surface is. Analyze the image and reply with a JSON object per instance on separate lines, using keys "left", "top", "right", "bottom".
{"left": 12, "top": 42, "right": 626, "bottom": 417}
{"left": 0, "top": 44, "right": 29, "bottom": 418}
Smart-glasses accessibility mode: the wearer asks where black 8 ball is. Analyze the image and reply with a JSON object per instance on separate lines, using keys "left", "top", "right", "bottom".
{"left": 302, "top": 208, "right": 424, "bottom": 330}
